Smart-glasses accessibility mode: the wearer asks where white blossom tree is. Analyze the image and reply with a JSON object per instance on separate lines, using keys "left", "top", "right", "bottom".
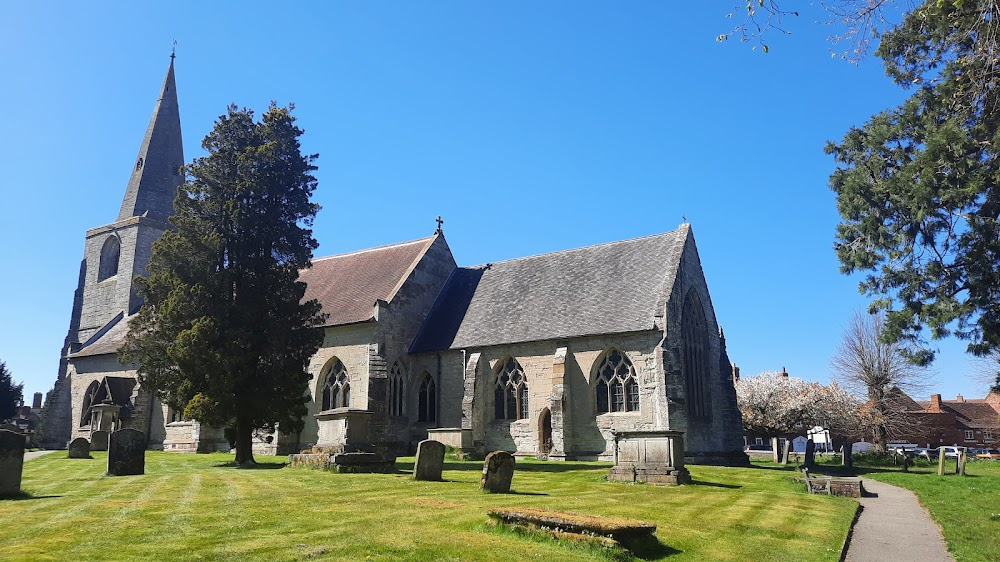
{"left": 736, "top": 371, "right": 829, "bottom": 460}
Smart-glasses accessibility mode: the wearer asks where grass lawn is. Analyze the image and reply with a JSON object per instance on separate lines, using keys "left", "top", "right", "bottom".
{"left": 840, "top": 458, "right": 1000, "bottom": 562}
{"left": 3, "top": 452, "right": 857, "bottom": 561}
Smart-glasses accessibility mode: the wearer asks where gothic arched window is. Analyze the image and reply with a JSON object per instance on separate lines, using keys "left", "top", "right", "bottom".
{"left": 98, "top": 236, "right": 121, "bottom": 281}
{"left": 417, "top": 372, "right": 437, "bottom": 423}
{"left": 595, "top": 350, "right": 639, "bottom": 414}
{"left": 320, "top": 359, "right": 349, "bottom": 410}
{"left": 388, "top": 361, "right": 406, "bottom": 417}
{"left": 80, "top": 381, "right": 100, "bottom": 427}
{"left": 494, "top": 357, "right": 528, "bottom": 420}
{"left": 682, "top": 291, "right": 710, "bottom": 419}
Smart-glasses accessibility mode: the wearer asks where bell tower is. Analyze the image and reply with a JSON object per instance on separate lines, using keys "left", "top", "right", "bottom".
{"left": 43, "top": 56, "right": 184, "bottom": 447}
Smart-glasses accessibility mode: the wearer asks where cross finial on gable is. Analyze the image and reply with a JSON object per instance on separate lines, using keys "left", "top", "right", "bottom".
{"left": 435, "top": 215, "right": 444, "bottom": 234}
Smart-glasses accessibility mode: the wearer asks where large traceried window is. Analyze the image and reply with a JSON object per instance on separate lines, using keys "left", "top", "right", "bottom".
{"left": 388, "top": 361, "right": 406, "bottom": 417}
{"left": 682, "top": 291, "right": 710, "bottom": 419}
{"left": 98, "top": 236, "right": 121, "bottom": 281}
{"left": 80, "top": 381, "right": 100, "bottom": 426}
{"left": 595, "top": 349, "right": 639, "bottom": 414}
{"left": 417, "top": 372, "right": 437, "bottom": 423}
{"left": 494, "top": 357, "right": 528, "bottom": 420}
{"left": 320, "top": 359, "right": 349, "bottom": 410}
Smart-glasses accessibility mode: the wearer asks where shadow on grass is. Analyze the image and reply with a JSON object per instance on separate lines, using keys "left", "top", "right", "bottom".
{"left": 689, "top": 479, "right": 741, "bottom": 489}
{"left": 622, "top": 535, "right": 682, "bottom": 560}
{"left": 1, "top": 491, "right": 61, "bottom": 501}
{"left": 212, "top": 461, "right": 287, "bottom": 470}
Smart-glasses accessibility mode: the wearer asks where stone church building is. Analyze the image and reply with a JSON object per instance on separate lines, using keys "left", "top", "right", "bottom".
{"left": 42, "top": 58, "right": 747, "bottom": 465}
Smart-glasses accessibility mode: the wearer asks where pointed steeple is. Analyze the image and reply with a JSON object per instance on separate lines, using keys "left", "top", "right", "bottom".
{"left": 116, "top": 55, "right": 184, "bottom": 223}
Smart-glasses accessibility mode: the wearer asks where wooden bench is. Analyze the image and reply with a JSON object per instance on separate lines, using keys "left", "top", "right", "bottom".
{"left": 802, "top": 467, "right": 832, "bottom": 495}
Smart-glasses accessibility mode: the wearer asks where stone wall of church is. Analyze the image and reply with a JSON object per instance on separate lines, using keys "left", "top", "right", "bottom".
{"left": 661, "top": 233, "right": 746, "bottom": 464}
{"left": 299, "top": 323, "right": 377, "bottom": 448}
{"left": 66, "top": 355, "right": 165, "bottom": 447}
{"left": 77, "top": 218, "right": 165, "bottom": 345}
{"left": 375, "top": 235, "right": 457, "bottom": 451}
{"left": 414, "top": 330, "right": 666, "bottom": 460}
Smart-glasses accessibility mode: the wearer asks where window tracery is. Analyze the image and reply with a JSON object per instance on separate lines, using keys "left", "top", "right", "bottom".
{"left": 494, "top": 357, "right": 528, "bottom": 420}
{"left": 682, "top": 291, "right": 710, "bottom": 419}
{"left": 418, "top": 372, "right": 437, "bottom": 423}
{"left": 595, "top": 350, "right": 639, "bottom": 413}
{"left": 388, "top": 361, "right": 405, "bottom": 417}
{"left": 321, "top": 359, "right": 349, "bottom": 410}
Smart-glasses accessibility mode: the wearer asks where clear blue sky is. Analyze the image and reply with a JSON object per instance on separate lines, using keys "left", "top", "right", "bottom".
{"left": 0, "top": 2, "right": 985, "bottom": 403}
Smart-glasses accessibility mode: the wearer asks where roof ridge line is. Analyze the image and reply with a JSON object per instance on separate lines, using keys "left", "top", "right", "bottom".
{"left": 466, "top": 228, "right": 682, "bottom": 268}
{"left": 309, "top": 236, "right": 435, "bottom": 264}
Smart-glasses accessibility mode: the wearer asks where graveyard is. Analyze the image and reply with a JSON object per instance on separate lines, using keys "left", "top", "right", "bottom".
{"left": 3, "top": 450, "right": 859, "bottom": 561}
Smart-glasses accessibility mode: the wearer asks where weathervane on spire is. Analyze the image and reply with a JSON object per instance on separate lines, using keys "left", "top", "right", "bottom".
{"left": 171, "top": 40, "right": 177, "bottom": 60}
{"left": 435, "top": 216, "right": 444, "bottom": 234}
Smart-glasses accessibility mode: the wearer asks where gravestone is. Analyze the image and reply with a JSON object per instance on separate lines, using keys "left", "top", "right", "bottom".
{"left": 68, "top": 437, "right": 91, "bottom": 459}
{"left": 804, "top": 438, "right": 816, "bottom": 469}
{"left": 781, "top": 440, "right": 791, "bottom": 465}
{"left": 0, "top": 429, "right": 26, "bottom": 497}
{"left": 413, "top": 439, "right": 446, "bottom": 481}
{"left": 107, "top": 429, "right": 145, "bottom": 476}
{"left": 480, "top": 451, "right": 515, "bottom": 493}
{"left": 91, "top": 430, "right": 109, "bottom": 452}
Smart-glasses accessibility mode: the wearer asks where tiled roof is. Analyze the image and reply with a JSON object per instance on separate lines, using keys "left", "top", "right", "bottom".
{"left": 945, "top": 401, "right": 1000, "bottom": 426}
{"left": 74, "top": 236, "right": 438, "bottom": 357}
{"left": 411, "top": 227, "right": 688, "bottom": 352}
{"left": 301, "top": 236, "right": 436, "bottom": 327}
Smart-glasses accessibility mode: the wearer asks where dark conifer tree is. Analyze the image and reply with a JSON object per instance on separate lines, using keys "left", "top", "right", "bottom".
{"left": 827, "top": 1, "right": 1000, "bottom": 388}
{"left": 0, "top": 361, "right": 24, "bottom": 422}
{"left": 121, "top": 104, "right": 325, "bottom": 465}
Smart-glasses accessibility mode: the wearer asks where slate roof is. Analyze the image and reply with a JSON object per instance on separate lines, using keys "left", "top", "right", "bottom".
{"left": 300, "top": 236, "right": 436, "bottom": 327}
{"left": 73, "top": 314, "right": 131, "bottom": 358}
{"left": 410, "top": 226, "right": 689, "bottom": 352}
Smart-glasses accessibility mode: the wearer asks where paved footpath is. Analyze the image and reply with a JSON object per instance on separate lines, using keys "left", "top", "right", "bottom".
{"left": 845, "top": 478, "right": 954, "bottom": 562}
{"left": 24, "top": 450, "right": 57, "bottom": 462}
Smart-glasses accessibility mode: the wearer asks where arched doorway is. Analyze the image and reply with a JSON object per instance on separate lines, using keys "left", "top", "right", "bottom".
{"left": 538, "top": 407, "right": 552, "bottom": 458}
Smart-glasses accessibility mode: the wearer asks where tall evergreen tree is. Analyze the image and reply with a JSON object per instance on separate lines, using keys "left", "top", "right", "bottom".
{"left": 0, "top": 360, "right": 24, "bottom": 421}
{"left": 827, "top": 1, "right": 1000, "bottom": 383}
{"left": 121, "top": 104, "right": 325, "bottom": 466}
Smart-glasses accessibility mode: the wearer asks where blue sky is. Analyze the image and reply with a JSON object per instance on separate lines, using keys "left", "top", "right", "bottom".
{"left": 0, "top": 2, "right": 985, "bottom": 402}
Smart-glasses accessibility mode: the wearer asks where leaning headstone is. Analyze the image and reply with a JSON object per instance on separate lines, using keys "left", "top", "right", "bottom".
{"left": 804, "top": 439, "right": 816, "bottom": 469}
{"left": 90, "top": 430, "right": 109, "bottom": 452}
{"left": 480, "top": 451, "right": 515, "bottom": 493}
{"left": 0, "top": 429, "right": 26, "bottom": 497}
{"left": 68, "top": 437, "right": 91, "bottom": 459}
{"left": 413, "top": 439, "right": 446, "bottom": 481}
{"left": 107, "top": 429, "right": 145, "bottom": 476}
{"left": 781, "top": 440, "right": 791, "bottom": 465}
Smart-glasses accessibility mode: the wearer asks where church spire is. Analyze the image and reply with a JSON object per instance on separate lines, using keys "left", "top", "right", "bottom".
{"left": 116, "top": 55, "right": 184, "bottom": 223}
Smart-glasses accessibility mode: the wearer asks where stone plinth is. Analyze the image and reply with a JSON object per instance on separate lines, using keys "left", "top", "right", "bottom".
{"left": 68, "top": 437, "right": 91, "bottom": 459}
{"left": 608, "top": 430, "right": 690, "bottom": 485}
{"left": 426, "top": 428, "right": 472, "bottom": 450}
{"left": 0, "top": 429, "right": 26, "bottom": 497}
{"left": 107, "top": 429, "right": 145, "bottom": 476}
{"left": 287, "top": 451, "right": 396, "bottom": 473}
{"left": 413, "top": 439, "right": 446, "bottom": 481}
{"left": 315, "top": 408, "right": 373, "bottom": 450}
{"left": 481, "top": 451, "right": 515, "bottom": 493}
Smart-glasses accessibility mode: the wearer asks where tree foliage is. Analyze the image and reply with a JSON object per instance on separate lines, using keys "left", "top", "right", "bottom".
{"left": 828, "top": 1, "right": 1000, "bottom": 369}
{"left": 121, "top": 104, "right": 325, "bottom": 466}
{"left": 0, "top": 360, "right": 24, "bottom": 421}
{"left": 831, "top": 312, "right": 927, "bottom": 453}
{"left": 735, "top": 371, "right": 831, "bottom": 437}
